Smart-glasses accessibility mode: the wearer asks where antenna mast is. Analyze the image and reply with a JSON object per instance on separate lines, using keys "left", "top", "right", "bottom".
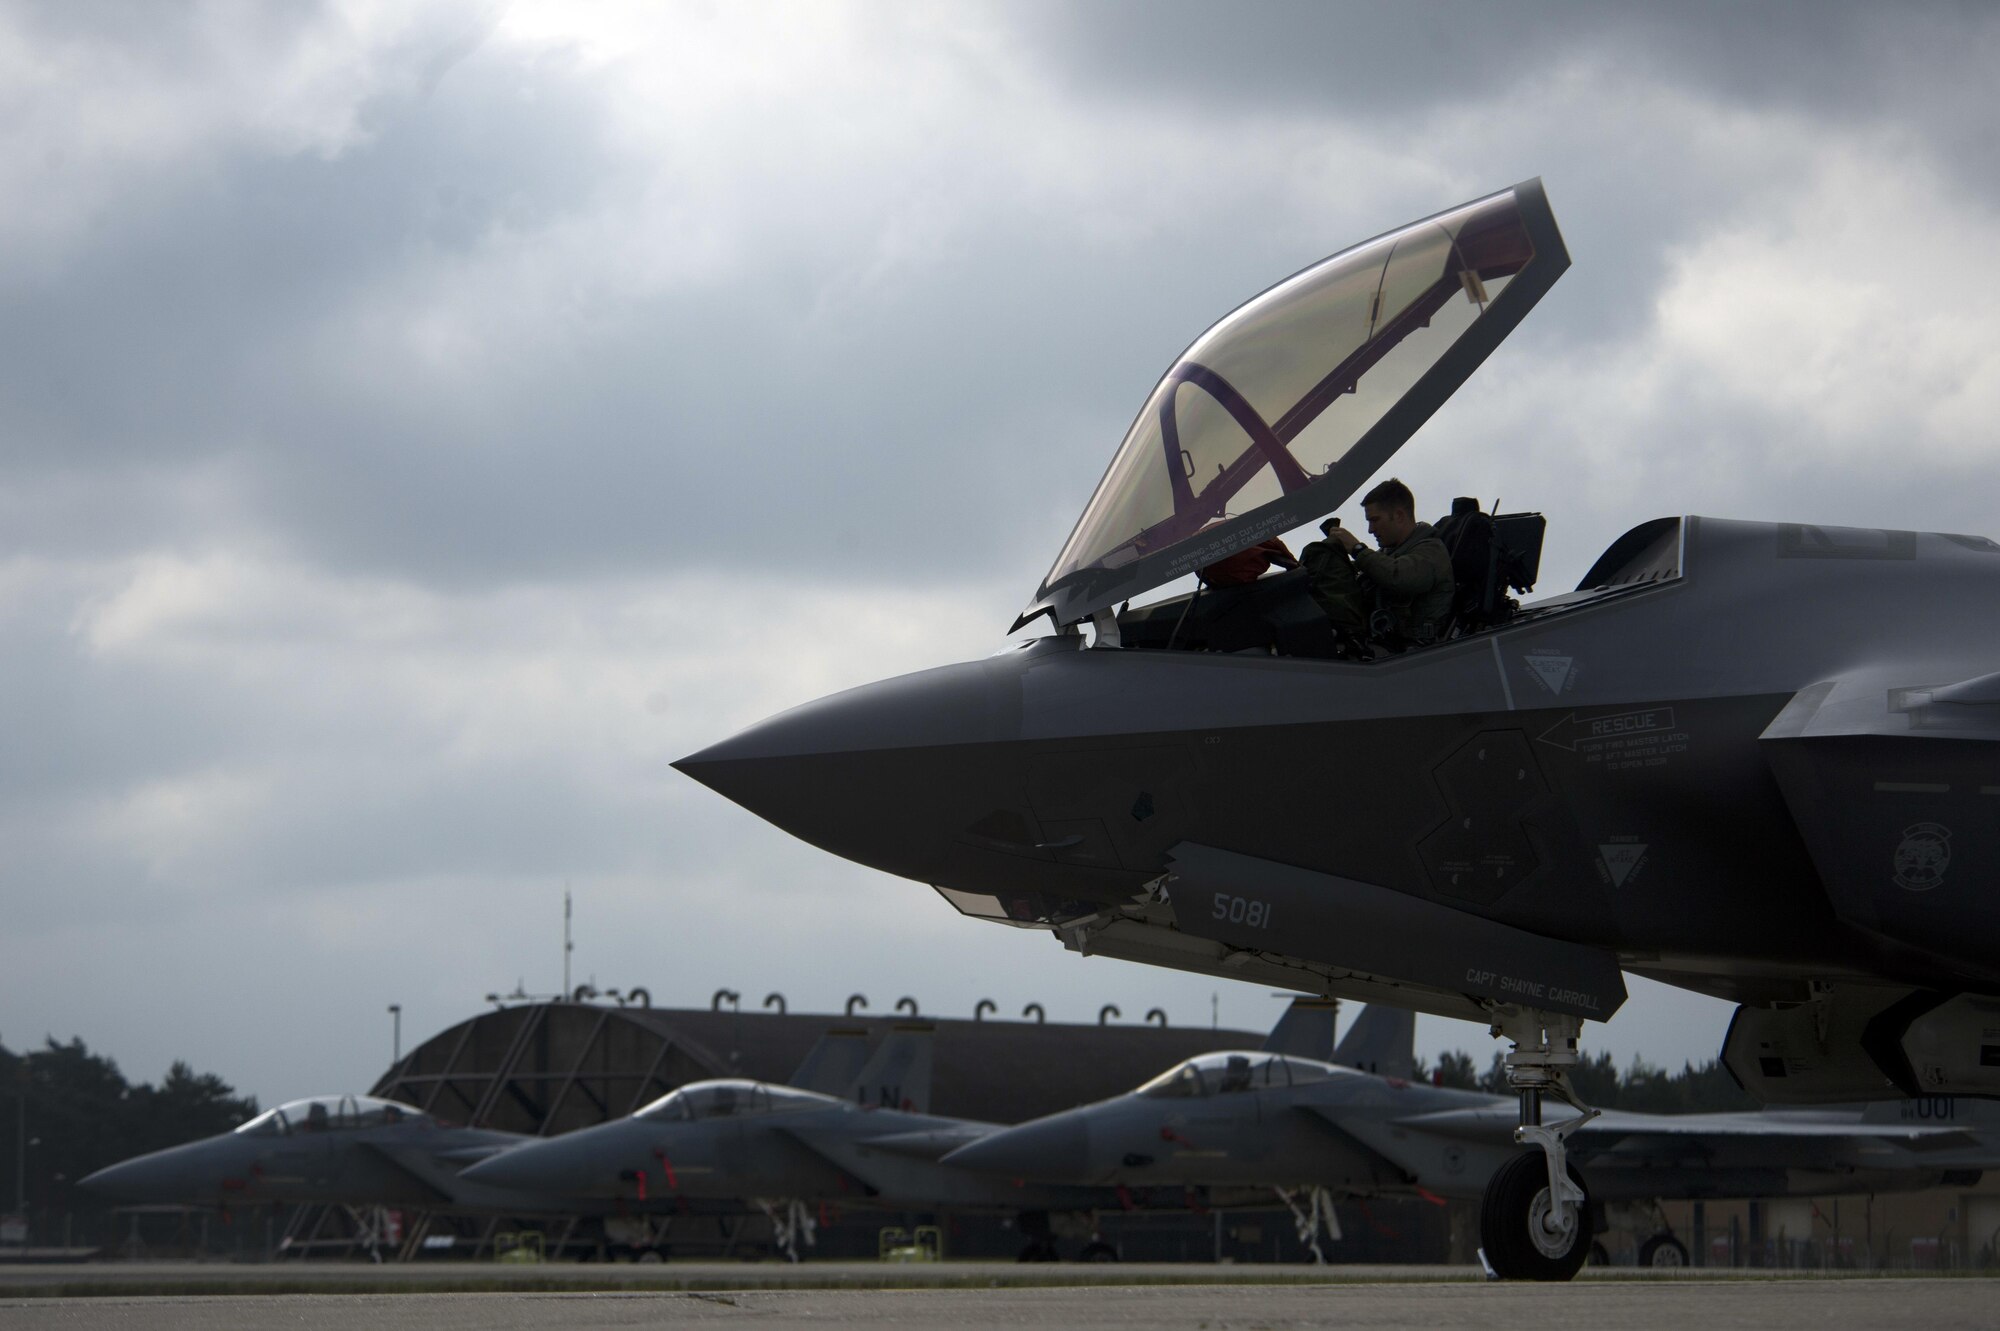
{"left": 563, "top": 885, "right": 573, "bottom": 997}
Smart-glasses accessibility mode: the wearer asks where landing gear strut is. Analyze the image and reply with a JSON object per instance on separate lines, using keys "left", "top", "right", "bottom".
{"left": 1477, "top": 1007, "right": 1599, "bottom": 1281}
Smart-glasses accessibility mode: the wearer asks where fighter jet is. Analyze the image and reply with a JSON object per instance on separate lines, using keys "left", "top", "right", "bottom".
{"left": 944, "top": 1008, "right": 1992, "bottom": 1269}
{"left": 459, "top": 1022, "right": 1140, "bottom": 1260}
{"left": 675, "top": 177, "right": 2000, "bottom": 1278}
{"left": 76, "top": 1024, "right": 891, "bottom": 1223}
{"left": 77, "top": 1093, "right": 560, "bottom": 1214}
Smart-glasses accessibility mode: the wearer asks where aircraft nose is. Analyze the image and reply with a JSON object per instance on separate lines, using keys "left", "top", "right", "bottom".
{"left": 78, "top": 1141, "right": 217, "bottom": 1204}
{"left": 943, "top": 1109, "right": 1093, "bottom": 1182}
{"left": 675, "top": 658, "right": 1026, "bottom": 882}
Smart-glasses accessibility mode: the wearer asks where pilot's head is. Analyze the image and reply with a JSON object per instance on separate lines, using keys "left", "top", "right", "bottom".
{"left": 1361, "top": 477, "right": 1418, "bottom": 548}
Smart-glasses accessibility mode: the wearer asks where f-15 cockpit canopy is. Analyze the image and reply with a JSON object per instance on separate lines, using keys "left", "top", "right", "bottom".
{"left": 1017, "top": 179, "right": 1569, "bottom": 632}
{"left": 1135, "top": 1052, "right": 1349, "bottom": 1099}
{"left": 234, "top": 1095, "right": 428, "bottom": 1136}
{"left": 634, "top": 1079, "right": 843, "bottom": 1123}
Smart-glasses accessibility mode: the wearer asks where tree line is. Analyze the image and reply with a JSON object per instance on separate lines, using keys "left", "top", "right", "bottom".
{"left": 1419, "top": 1048, "right": 1760, "bottom": 1113}
{"left": 1, "top": 1036, "right": 256, "bottom": 1228}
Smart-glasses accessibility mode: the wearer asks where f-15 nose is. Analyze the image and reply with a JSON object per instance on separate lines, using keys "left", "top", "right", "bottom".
{"left": 79, "top": 1140, "right": 222, "bottom": 1204}
{"left": 943, "top": 1108, "right": 1093, "bottom": 1182}
{"left": 674, "top": 658, "right": 1026, "bottom": 883}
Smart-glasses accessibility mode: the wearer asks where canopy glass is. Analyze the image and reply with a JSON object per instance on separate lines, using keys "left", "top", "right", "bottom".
{"left": 234, "top": 1094, "right": 428, "bottom": 1136}
{"left": 1021, "top": 180, "right": 1567, "bottom": 629}
{"left": 635, "top": 1079, "right": 842, "bottom": 1122}
{"left": 1135, "top": 1052, "right": 1347, "bottom": 1098}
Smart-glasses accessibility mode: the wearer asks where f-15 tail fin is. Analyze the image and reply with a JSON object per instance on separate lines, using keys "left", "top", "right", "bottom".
{"left": 848, "top": 1023, "right": 933, "bottom": 1114}
{"left": 787, "top": 1026, "right": 872, "bottom": 1097}
{"left": 1333, "top": 1003, "right": 1416, "bottom": 1079}
{"left": 1262, "top": 997, "right": 1340, "bottom": 1060}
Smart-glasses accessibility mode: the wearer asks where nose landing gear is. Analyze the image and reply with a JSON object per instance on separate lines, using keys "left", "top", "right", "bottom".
{"left": 1477, "top": 1006, "right": 1599, "bottom": 1281}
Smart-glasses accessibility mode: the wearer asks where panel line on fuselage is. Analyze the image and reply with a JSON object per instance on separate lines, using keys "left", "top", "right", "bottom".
{"left": 1489, "top": 636, "right": 1516, "bottom": 712}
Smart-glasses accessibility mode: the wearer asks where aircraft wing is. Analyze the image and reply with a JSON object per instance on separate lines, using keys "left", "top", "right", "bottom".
{"left": 835, "top": 1123, "right": 997, "bottom": 1163}
{"left": 1283, "top": 1104, "right": 1428, "bottom": 1181}
{"left": 1761, "top": 669, "right": 2000, "bottom": 990}
{"left": 430, "top": 1143, "right": 517, "bottom": 1167}
{"left": 759, "top": 1124, "right": 893, "bottom": 1197}
{"left": 347, "top": 1142, "right": 459, "bottom": 1205}
{"left": 1382, "top": 1103, "right": 1980, "bottom": 1161}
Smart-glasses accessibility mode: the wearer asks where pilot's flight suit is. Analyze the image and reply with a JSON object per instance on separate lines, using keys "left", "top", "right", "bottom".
{"left": 1308, "top": 521, "right": 1455, "bottom": 648}
{"left": 1355, "top": 521, "right": 1456, "bottom": 644}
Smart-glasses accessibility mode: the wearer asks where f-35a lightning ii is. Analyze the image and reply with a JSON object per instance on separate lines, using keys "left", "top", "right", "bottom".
{"left": 675, "top": 178, "right": 2000, "bottom": 1278}
{"left": 944, "top": 1006, "right": 1995, "bottom": 1271}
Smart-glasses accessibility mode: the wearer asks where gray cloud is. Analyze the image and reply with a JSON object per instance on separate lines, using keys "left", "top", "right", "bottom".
{"left": 3, "top": 1, "right": 1995, "bottom": 1099}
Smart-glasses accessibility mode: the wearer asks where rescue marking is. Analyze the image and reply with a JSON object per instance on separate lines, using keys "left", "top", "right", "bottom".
{"left": 1536, "top": 707, "right": 1677, "bottom": 753}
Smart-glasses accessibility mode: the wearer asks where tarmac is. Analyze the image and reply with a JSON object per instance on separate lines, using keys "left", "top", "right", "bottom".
{"left": 1, "top": 1263, "right": 1996, "bottom": 1329}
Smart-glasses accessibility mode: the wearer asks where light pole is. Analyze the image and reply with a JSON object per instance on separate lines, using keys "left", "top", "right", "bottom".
{"left": 387, "top": 1005, "right": 402, "bottom": 1064}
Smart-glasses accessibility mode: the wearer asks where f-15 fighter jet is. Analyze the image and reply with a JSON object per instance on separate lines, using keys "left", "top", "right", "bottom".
{"left": 676, "top": 178, "right": 2000, "bottom": 1278}
{"left": 944, "top": 1008, "right": 1992, "bottom": 1272}
{"left": 462, "top": 1001, "right": 1373, "bottom": 1261}
{"left": 78, "top": 1093, "right": 556, "bottom": 1214}
{"left": 76, "top": 1025, "right": 896, "bottom": 1227}
{"left": 461, "top": 1023, "right": 1126, "bottom": 1261}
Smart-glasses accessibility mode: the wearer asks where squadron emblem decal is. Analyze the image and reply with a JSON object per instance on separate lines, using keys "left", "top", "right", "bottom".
{"left": 1892, "top": 823, "right": 1952, "bottom": 892}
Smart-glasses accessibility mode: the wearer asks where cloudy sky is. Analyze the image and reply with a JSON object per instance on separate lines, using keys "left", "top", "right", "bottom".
{"left": 5, "top": 0, "right": 1998, "bottom": 1106}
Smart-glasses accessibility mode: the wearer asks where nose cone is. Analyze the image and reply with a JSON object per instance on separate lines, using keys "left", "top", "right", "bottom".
{"left": 80, "top": 1138, "right": 240, "bottom": 1204}
{"left": 943, "top": 1108, "right": 1093, "bottom": 1183}
{"left": 461, "top": 1120, "right": 648, "bottom": 1198}
{"left": 675, "top": 658, "right": 1026, "bottom": 883}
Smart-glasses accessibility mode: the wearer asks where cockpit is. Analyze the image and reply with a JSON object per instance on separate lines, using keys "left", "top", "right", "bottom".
{"left": 634, "top": 1080, "right": 841, "bottom": 1123}
{"left": 233, "top": 1095, "right": 427, "bottom": 1136}
{"left": 1007, "top": 179, "right": 1678, "bottom": 658}
{"left": 1134, "top": 1052, "right": 1348, "bottom": 1099}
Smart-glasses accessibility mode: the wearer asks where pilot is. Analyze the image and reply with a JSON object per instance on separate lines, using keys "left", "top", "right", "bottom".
{"left": 1319, "top": 477, "right": 1456, "bottom": 650}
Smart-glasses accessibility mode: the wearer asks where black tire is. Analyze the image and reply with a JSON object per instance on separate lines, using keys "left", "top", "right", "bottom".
{"left": 1016, "top": 1238, "right": 1060, "bottom": 1263}
{"left": 1588, "top": 1241, "right": 1611, "bottom": 1267}
{"left": 1479, "top": 1150, "right": 1594, "bottom": 1281}
{"left": 1078, "top": 1240, "right": 1119, "bottom": 1263}
{"left": 1638, "top": 1234, "right": 1689, "bottom": 1268}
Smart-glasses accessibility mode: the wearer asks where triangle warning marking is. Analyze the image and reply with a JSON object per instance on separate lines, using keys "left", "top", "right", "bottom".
{"left": 1599, "top": 844, "right": 1648, "bottom": 887}
{"left": 1525, "top": 654, "right": 1573, "bottom": 695}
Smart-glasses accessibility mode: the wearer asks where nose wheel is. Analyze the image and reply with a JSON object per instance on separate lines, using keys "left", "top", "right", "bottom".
{"left": 1477, "top": 1006, "right": 1599, "bottom": 1282}
{"left": 1480, "top": 1149, "right": 1594, "bottom": 1279}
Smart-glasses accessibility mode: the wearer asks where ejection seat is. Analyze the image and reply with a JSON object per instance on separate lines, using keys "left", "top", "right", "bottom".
{"left": 1431, "top": 497, "right": 1545, "bottom": 638}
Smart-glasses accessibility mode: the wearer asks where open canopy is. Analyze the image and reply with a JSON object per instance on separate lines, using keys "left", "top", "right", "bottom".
{"left": 1018, "top": 179, "right": 1568, "bottom": 631}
